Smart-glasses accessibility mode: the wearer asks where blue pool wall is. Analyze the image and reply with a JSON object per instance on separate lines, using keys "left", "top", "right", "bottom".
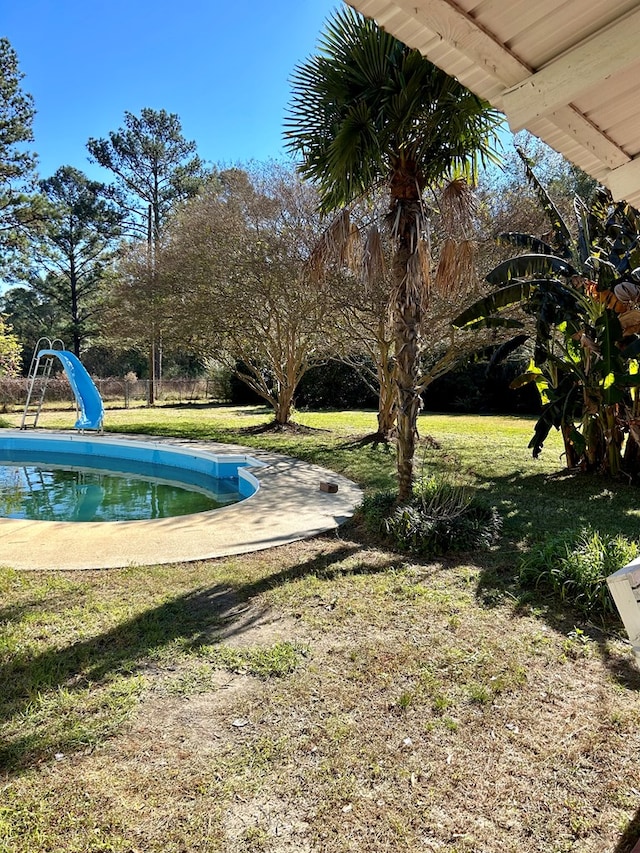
{"left": 0, "top": 434, "right": 263, "bottom": 500}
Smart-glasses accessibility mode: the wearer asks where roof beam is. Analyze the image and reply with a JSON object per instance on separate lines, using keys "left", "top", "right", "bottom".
{"left": 351, "top": 0, "right": 528, "bottom": 88}
{"left": 529, "top": 105, "right": 630, "bottom": 173}
{"left": 502, "top": 7, "right": 640, "bottom": 130}
{"left": 605, "top": 156, "right": 640, "bottom": 203}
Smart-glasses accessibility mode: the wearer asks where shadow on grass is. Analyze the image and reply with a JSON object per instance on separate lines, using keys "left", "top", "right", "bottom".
{"left": 614, "top": 807, "right": 640, "bottom": 853}
{"left": 474, "top": 557, "right": 640, "bottom": 692}
{"left": 472, "top": 466, "right": 640, "bottom": 542}
{"left": 239, "top": 421, "right": 330, "bottom": 435}
{"left": 338, "top": 433, "right": 394, "bottom": 450}
{"left": 103, "top": 420, "right": 333, "bottom": 457}
{"left": 152, "top": 402, "right": 273, "bottom": 415}
{"left": 463, "top": 465, "right": 640, "bottom": 691}
{"left": 0, "top": 543, "right": 396, "bottom": 771}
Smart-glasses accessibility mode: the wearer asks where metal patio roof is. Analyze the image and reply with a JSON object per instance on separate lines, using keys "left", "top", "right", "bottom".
{"left": 348, "top": 0, "right": 640, "bottom": 206}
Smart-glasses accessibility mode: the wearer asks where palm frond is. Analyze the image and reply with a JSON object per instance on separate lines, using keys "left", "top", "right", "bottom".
{"left": 284, "top": 5, "right": 501, "bottom": 213}
{"left": 435, "top": 239, "right": 477, "bottom": 296}
{"left": 439, "top": 178, "right": 476, "bottom": 236}
{"left": 308, "top": 209, "right": 361, "bottom": 281}
{"left": 362, "top": 223, "right": 386, "bottom": 286}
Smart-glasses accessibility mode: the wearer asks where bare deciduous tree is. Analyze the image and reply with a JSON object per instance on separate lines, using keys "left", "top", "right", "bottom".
{"left": 160, "top": 165, "right": 337, "bottom": 426}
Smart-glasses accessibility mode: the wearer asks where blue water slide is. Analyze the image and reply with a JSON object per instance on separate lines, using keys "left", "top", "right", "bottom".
{"left": 39, "top": 349, "right": 104, "bottom": 430}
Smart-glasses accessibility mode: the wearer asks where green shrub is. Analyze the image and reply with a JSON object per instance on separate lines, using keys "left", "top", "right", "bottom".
{"left": 519, "top": 527, "right": 638, "bottom": 618}
{"left": 384, "top": 500, "right": 502, "bottom": 556}
{"left": 358, "top": 490, "right": 397, "bottom": 535}
{"left": 359, "top": 475, "right": 502, "bottom": 557}
{"left": 297, "top": 358, "right": 378, "bottom": 409}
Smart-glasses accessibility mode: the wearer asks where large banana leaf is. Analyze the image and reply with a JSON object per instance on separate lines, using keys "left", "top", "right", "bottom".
{"left": 528, "top": 401, "right": 562, "bottom": 459}
{"left": 528, "top": 378, "right": 580, "bottom": 458}
{"left": 487, "top": 334, "right": 529, "bottom": 370}
{"left": 452, "top": 281, "right": 535, "bottom": 328}
{"left": 497, "top": 233, "right": 556, "bottom": 255}
{"left": 574, "top": 196, "right": 591, "bottom": 266}
{"left": 528, "top": 281, "right": 584, "bottom": 348}
{"left": 595, "top": 310, "right": 623, "bottom": 404}
{"left": 510, "top": 359, "right": 550, "bottom": 403}
{"left": 460, "top": 316, "right": 525, "bottom": 331}
{"left": 617, "top": 374, "right": 640, "bottom": 387}
{"left": 516, "top": 147, "right": 574, "bottom": 258}
{"left": 610, "top": 233, "right": 640, "bottom": 276}
{"left": 486, "top": 254, "right": 578, "bottom": 285}
{"left": 583, "top": 255, "right": 617, "bottom": 283}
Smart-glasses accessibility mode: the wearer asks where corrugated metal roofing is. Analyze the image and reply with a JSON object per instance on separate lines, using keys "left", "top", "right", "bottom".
{"left": 348, "top": 0, "right": 640, "bottom": 206}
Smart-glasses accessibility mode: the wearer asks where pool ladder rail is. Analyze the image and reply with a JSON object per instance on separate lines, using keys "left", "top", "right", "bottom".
{"left": 22, "top": 466, "right": 55, "bottom": 516}
{"left": 20, "top": 338, "right": 66, "bottom": 430}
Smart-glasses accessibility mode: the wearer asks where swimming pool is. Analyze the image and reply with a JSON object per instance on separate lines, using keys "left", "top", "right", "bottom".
{"left": 0, "top": 431, "right": 362, "bottom": 571}
{"left": 0, "top": 434, "right": 260, "bottom": 522}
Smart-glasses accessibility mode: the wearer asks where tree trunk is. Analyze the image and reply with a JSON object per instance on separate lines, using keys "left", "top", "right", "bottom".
{"left": 561, "top": 422, "right": 580, "bottom": 469}
{"left": 376, "top": 336, "right": 396, "bottom": 439}
{"left": 69, "top": 264, "right": 80, "bottom": 356}
{"left": 377, "top": 390, "right": 396, "bottom": 439}
{"left": 148, "top": 341, "right": 156, "bottom": 406}
{"left": 392, "top": 239, "right": 422, "bottom": 503}
{"left": 274, "top": 384, "right": 295, "bottom": 426}
{"left": 600, "top": 404, "right": 623, "bottom": 477}
{"left": 147, "top": 205, "right": 157, "bottom": 406}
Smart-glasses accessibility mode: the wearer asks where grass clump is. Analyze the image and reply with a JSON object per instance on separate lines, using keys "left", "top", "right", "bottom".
{"left": 197, "top": 641, "right": 305, "bottom": 678}
{"left": 360, "top": 474, "right": 502, "bottom": 557}
{"left": 519, "top": 526, "right": 638, "bottom": 618}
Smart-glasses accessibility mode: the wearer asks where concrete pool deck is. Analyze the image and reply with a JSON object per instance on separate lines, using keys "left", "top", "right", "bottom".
{"left": 0, "top": 431, "right": 363, "bottom": 571}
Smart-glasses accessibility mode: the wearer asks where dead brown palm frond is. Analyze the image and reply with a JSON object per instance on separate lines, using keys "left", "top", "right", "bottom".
{"left": 405, "top": 238, "right": 432, "bottom": 307}
{"left": 439, "top": 178, "right": 477, "bottom": 238}
{"left": 434, "top": 239, "right": 457, "bottom": 297}
{"left": 362, "top": 224, "right": 386, "bottom": 287}
{"left": 308, "top": 209, "right": 361, "bottom": 283}
{"left": 435, "top": 237, "right": 478, "bottom": 297}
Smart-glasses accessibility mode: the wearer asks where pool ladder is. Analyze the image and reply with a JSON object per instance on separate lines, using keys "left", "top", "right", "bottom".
{"left": 21, "top": 338, "right": 65, "bottom": 430}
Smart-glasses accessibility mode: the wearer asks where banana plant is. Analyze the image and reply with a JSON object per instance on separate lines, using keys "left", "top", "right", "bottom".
{"left": 453, "top": 150, "right": 640, "bottom": 478}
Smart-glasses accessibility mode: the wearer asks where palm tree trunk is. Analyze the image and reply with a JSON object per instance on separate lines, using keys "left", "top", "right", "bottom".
{"left": 392, "top": 241, "right": 422, "bottom": 503}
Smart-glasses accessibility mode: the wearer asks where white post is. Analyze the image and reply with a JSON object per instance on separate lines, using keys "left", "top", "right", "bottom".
{"left": 607, "top": 559, "right": 640, "bottom": 666}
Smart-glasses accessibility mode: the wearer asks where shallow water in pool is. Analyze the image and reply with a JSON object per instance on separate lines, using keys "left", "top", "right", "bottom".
{"left": 0, "top": 462, "right": 240, "bottom": 522}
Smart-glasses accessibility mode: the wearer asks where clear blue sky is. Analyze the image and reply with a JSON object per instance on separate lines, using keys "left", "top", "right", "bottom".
{"left": 3, "top": 0, "right": 339, "bottom": 181}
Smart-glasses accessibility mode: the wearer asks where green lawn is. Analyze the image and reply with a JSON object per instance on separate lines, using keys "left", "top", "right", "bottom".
{"left": 1, "top": 405, "right": 639, "bottom": 853}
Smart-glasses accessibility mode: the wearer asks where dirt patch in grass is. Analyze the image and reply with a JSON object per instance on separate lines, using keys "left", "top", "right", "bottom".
{"left": 2, "top": 536, "right": 640, "bottom": 852}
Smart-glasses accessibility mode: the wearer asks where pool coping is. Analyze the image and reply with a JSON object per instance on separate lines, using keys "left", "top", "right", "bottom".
{"left": 0, "top": 430, "right": 363, "bottom": 571}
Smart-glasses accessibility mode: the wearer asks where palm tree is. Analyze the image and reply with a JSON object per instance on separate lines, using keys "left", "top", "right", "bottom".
{"left": 285, "top": 6, "right": 500, "bottom": 500}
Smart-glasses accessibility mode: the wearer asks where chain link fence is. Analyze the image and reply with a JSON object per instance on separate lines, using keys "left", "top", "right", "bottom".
{"left": 0, "top": 376, "right": 223, "bottom": 412}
